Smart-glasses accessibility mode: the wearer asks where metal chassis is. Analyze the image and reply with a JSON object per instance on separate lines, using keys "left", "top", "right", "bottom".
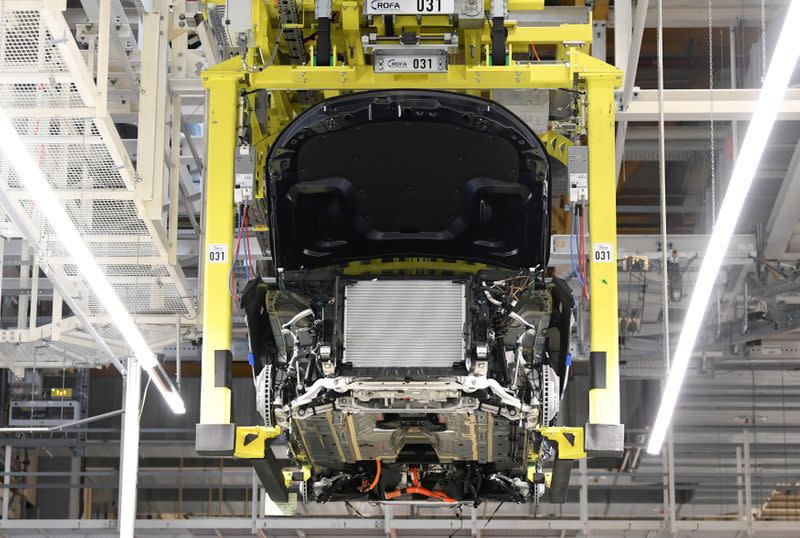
{"left": 195, "top": 0, "right": 623, "bottom": 501}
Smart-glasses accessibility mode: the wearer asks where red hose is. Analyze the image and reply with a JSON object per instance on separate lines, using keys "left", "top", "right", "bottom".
{"left": 579, "top": 209, "right": 589, "bottom": 301}
{"left": 229, "top": 211, "right": 245, "bottom": 302}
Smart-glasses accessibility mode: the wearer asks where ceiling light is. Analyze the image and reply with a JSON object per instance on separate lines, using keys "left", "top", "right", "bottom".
{"left": 0, "top": 105, "right": 185, "bottom": 415}
{"left": 647, "top": 0, "right": 800, "bottom": 454}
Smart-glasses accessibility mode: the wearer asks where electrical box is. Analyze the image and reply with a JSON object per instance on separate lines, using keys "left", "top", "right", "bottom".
{"left": 216, "top": 1, "right": 252, "bottom": 41}
{"left": 568, "top": 145, "right": 589, "bottom": 204}
{"left": 234, "top": 153, "right": 254, "bottom": 204}
{"left": 9, "top": 400, "right": 79, "bottom": 427}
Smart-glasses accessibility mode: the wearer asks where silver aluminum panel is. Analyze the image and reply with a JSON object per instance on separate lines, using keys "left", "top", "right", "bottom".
{"left": 343, "top": 280, "right": 465, "bottom": 368}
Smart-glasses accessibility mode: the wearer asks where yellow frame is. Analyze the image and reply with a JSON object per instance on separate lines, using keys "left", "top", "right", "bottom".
{"left": 197, "top": 0, "right": 622, "bottom": 471}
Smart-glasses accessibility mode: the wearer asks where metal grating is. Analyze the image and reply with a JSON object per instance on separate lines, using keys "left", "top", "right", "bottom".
{"left": 0, "top": 10, "right": 67, "bottom": 72}
{"left": 343, "top": 280, "right": 466, "bottom": 368}
{"left": 0, "top": 0, "right": 195, "bottom": 367}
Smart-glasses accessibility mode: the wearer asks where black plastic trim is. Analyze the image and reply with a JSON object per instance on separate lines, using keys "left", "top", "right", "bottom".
{"left": 589, "top": 351, "right": 606, "bottom": 390}
{"left": 214, "top": 350, "right": 232, "bottom": 389}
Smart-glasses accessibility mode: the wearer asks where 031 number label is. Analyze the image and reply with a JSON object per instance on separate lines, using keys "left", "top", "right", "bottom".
{"left": 416, "top": 0, "right": 441, "bottom": 11}
{"left": 412, "top": 58, "right": 433, "bottom": 70}
{"left": 207, "top": 244, "right": 228, "bottom": 264}
{"left": 365, "top": 0, "right": 454, "bottom": 15}
{"left": 592, "top": 243, "right": 614, "bottom": 263}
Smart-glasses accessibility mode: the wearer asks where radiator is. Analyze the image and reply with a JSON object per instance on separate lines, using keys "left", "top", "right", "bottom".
{"left": 343, "top": 280, "right": 466, "bottom": 368}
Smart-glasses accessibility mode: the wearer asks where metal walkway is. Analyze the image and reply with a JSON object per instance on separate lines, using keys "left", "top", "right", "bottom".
{"left": 0, "top": 0, "right": 195, "bottom": 369}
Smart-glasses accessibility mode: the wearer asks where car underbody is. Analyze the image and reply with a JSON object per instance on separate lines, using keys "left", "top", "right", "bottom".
{"left": 246, "top": 272, "right": 572, "bottom": 504}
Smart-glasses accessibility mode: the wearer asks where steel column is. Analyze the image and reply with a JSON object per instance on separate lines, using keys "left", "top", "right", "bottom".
{"left": 579, "top": 457, "right": 589, "bottom": 534}
{"left": 2, "top": 446, "right": 10, "bottom": 519}
{"left": 96, "top": 0, "right": 110, "bottom": 116}
{"left": 68, "top": 456, "right": 81, "bottom": 519}
{"left": 168, "top": 95, "right": 183, "bottom": 265}
{"left": 615, "top": 0, "right": 650, "bottom": 181}
{"left": 614, "top": 0, "right": 631, "bottom": 73}
{"left": 136, "top": 8, "right": 169, "bottom": 221}
{"left": 0, "top": 239, "right": 4, "bottom": 313}
{"left": 735, "top": 446, "right": 744, "bottom": 522}
{"left": 17, "top": 245, "right": 28, "bottom": 330}
{"left": 666, "top": 431, "right": 676, "bottom": 529}
{"left": 118, "top": 358, "right": 141, "bottom": 538}
{"left": 743, "top": 432, "right": 753, "bottom": 532}
{"left": 28, "top": 254, "right": 38, "bottom": 332}
{"left": 729, "top": 26, "right": 740, "bottom": 161}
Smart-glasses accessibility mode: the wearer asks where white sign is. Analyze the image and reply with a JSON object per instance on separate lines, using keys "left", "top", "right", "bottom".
{"left": 375, "top": 53, "right": 446, "bottom": 73}
{"left": 365, "top": 0, "right": 455, "bottom": 15}
{"left": 592, "top": 242, "right": 614, "bottom": 263}
{"left": 207, "top": 244, "right": 228, "bottom": 264}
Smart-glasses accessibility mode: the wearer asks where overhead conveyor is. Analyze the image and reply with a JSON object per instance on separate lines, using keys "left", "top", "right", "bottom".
{"left": 195, "top": 0, "right": 624, "bottom": 504}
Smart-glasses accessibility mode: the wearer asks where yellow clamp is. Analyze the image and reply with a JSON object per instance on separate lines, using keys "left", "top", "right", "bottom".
{"left": 234, "top": 425, "right": 282, "bottom": 459}
{"left": 282, "top": 464, "right": 312, "bottom": 488}
{"left": 539, "top": 130, "right": 573, "bottom": 167}
{"left": 539, "top": 426, "right": 587, "bottom": 460}
{"left": 526, "top": 465, "right": 552, "bottom": 488}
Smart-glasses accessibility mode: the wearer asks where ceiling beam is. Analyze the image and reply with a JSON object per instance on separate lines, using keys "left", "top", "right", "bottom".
{"left": 619, "top": 89, "right": 800, "bottom": 121}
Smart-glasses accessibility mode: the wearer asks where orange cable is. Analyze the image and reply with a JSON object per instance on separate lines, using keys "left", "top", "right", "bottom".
{"left": 368, "top": 459, "right": 381, "bottom": 491}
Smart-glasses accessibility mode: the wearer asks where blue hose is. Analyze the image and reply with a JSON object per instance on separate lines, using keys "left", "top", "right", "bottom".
{"left": 570, "top": 208, "right": 586, "bottom": 296}
{"left": 228, "top": 207, "right": 243, "bottom": 300}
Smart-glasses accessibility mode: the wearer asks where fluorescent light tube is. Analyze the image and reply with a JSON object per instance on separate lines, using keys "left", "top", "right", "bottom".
{"left": 161, "top": 385, "right": 188, "bottom": 415}
{"left": 0, "top": 105, "right": 185, "bottom": 415}
{"left": 647, "top": 0, "right": 800, "bottom": 455}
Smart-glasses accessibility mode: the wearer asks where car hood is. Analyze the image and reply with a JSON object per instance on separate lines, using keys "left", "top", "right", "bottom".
{"left": 265, "top": 90, "right": 551, "bottom": 271}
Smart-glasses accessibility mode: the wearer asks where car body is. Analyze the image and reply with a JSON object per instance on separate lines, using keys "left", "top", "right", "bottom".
{"left": 244, "top": 90, "right": 573, "bottom": 504}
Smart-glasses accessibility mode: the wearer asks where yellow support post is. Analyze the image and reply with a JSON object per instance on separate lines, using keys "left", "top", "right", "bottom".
{"left": 195, "top": 62, "right": 243, "bottom": 455}
{"left": 341, "top": 1, "right": 365, "bottom": 65}
{"left": 584, "top": 75, "right": 624, "bottom": 456}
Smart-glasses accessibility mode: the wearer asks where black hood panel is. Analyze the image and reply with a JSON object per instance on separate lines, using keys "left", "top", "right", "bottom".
{"left": 266, "top": 90, "right": 551, "bottom": 270}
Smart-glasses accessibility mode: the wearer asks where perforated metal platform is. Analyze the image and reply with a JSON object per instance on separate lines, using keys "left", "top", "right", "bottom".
{"left": 0, "top": 0, "right": 195, "bottom": 368}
